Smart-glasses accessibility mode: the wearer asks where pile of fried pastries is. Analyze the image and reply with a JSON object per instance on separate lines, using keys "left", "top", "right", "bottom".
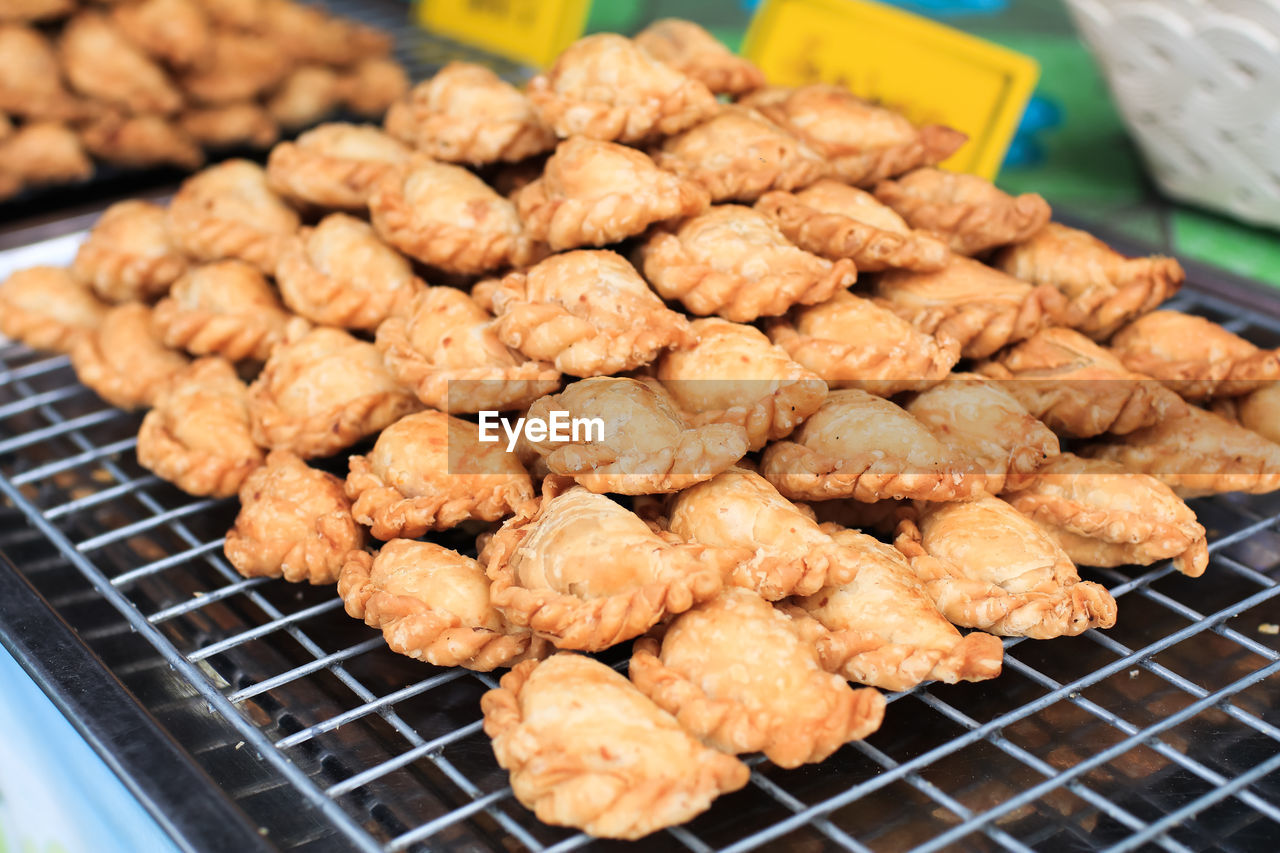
{"left": 0, "top": 0, "right": 407, "bottom": 199}
{"left": 5, "top": 20, "right": 1280, "bottom": 841}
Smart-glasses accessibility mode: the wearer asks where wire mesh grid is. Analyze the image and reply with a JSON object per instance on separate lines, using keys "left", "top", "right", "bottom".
{"left": 0, "top": 232, "right": 1278, "bottom": 852}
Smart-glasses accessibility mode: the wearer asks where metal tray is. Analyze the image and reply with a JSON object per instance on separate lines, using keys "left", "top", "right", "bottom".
{"left": 1, "top": 223, "right": 1278, "bottom": 853}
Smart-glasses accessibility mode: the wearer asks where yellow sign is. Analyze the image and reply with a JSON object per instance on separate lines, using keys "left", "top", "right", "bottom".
{"left": 416, "top": 0, "right": 590, "bottom": 69}
{"left": 743, "top": 0, "right": 1039, "bottom": 179}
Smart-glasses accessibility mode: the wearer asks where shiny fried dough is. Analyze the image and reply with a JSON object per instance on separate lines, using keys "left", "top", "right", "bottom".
{"left": 634, "top": 19, "right": 765, "bottom": 95}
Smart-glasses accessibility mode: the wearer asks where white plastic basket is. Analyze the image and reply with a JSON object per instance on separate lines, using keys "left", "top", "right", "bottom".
{"left": 1065, "top": 0, "right": 1280, "bottom": 229}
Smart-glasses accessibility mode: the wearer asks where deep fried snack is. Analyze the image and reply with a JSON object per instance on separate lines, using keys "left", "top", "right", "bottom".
{"left": 760, "top": 388, "right": 983, "bottom": 502}
{"left": 375, "top": 286, "right": 560, "bottom": 413}
{"left": 152, "top": 260, "right": 305, "bottom": 362}
{"left": 630, "top": 588, "right": 885, "bottom": 767}
{"left": 224, "top": 449, "right": 364, "bottom": 584}
{"left": 383, "top": 62, "right": 555, "bottom": 165}
{"left": 527, "top": 33, "right": 718, "bottom": 143}
{"left": 247, "top": 327, "right": 420, "bottom": 458}
{"left": 895, "top": 494, "right": 1118, "bottom": 639}
{"left": 0, "top": 0, "right": 74, "bottom": 23}
{"left": 976, "top": 327, "right": 1188, "bottom": 437}
{"left": 111, "top": 0, "right": 212, "bottom": 68}
{"left": 166, "top": 159, "right": 300, "bottom": 273}
{"left": 482, "top": 654, "right": 749, "bottom": 839}
{"left": 59, "top": 12, "right": 183, "bottom": 115}
{"left": 72, "top": 200, "right": 188, "bottom": 303}
{"left": 483, "top": 483, "right": 740, "bottom": 650}
{"left": 637, "top": 204, "right": 856, "bottom": 322}
{"left": 1110, "top": 311, "right": 1280, "bottom": 400}
{"left": 765, "top": 290, "right": 960, "bottom": 396}
{"left": 70, "top": 302, "right": 188, "bottom": 409}
{"left": 0, "top": 121, "right": 92, "bottom": 184}
{"left": 513, "top": 136, "right": 708, "bottom": 250}
{"left": 192, "top": 0, "right": 262, "bottom": 29}
{"left": 136, "top": 357, "right": 263, "bottom": 497}
{"left": 991, "top": 222, "right": 1183, "bottom": 340}
{"left": 1213, "top": 382, "right": 1280, "bottom": 445}
{"left": 666, "top": 467, "right": 861, "bottom": 600}
{"left": 0, "top": 265, "right": 107, "bottom": 353}
{"left": 180, "top": 31, "right": 291, "bottom": 104}
{"left": 0, "top": 24, "right": 92, "bottom": 120}
{"left": 338, "top": 56, "right": 409, "bottom": 117}
{"left": 345, "top": 410, "right": 533, "bottom": 539}
{"left": 266, "top": 65, "right": 343, "bottom": 130}
{"left": 744, "top": 84, "right": 966, "bottom": 186}
{"left": 370, "top": 156, "right": 540, "bottom": 274}
{"left": 484, "top": 250, "right": 694, "bottom": 377}
{"left": 633, "top": 18, "right": 765, "bottom": 95}
{"left": 788, "top": 523, "right": 1004, "bottom": 691}
{"left": 1083, "top": 405, "right": 1280, "bottom": 498}
{"left": 874, "top": 256, "right": 1066, "bottom": 359}
{"left": 179, "top": 102, "right": 278, "bottom": 149}
{"left": 904, "top": 373, "right": 1059, "bottom": 494}
{"left": 266, "top": 123, "right": 409, "bottom": 211}
{"left": 260, "top": 0, "right": 389, "bottom": 66}
{"left": 78, "top": 112, "right": 204, "bottom": 169}
{"left": 756, "top": 180, "right": 950, "bottom": 272}
{"left": 340, "top": 541, "right": 549, "bottom": 670}
{"left": 1003, "top": 453, "right": 1208, "bottom": 578}
{"left": 652, "top": 105, "right": 828, "bottom": 202}
{"left": 654, "top": 317, "right": 827, "bottom": 451}
{"left": 520, "top": 377, "right": 748, "bottom": 494}
{"left": 873, "top": 168, "right": 1051, "bottom": 255}
{"left": 276, "top": 213, "right": 421, "bottom": 331}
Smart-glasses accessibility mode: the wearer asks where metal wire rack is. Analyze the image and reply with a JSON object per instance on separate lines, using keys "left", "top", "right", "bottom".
{"left": 0, "top": 227, "right": 1278, "bottom": 853}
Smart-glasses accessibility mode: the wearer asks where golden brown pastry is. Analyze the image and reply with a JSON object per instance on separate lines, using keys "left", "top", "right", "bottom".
{"left": 744, "top": 84, "right": 966, "bottom": 186}
{"left": 630, "top": 588, "right": 885, "bottom": 767}
{"left": 59, "top": 12, "right": 183, "bottom": 115}
{"left": 760, "top": 388, "right": 983, "bottom": 502}
{"left": 1109, "top": 311, "right": 1280, "bottom": 400}
{"left": 166, "top": 159, "right": 301, "bottom": 273}
{"left": 519, "top": 377, "right": 749, "bottom": 495}
{"left": 765, "top": 290, "right": 961, "bottom": 396}
{"left": 383, "top": 62, "right": 555, "bottom": 164}
{"left": 260, "top": 0, "right": 388, "bottom": 66}
{"left": 247, "top": 326, "right": 420, "bottom": 458}
{"left": 0, "top": 265, "right": 107, "bottom": 353}
{"left": 152, "top": 260, "right": 305, "bottom": 362}
{"left": 72, "top": 201, "right": 187, "bottom": 304}
{"left": 527, "top": 33, "right": 718, "bottom": 143}
{"left": 0, "top": 121, "right": 92, "bottom": 184}
{"left": 654, "top": 317, "right": 827, "bottom": 451}
{"left": 0, "top": 0, "right": 74, "bottom": 23}
{"left": 1002, "top": 453, "right": 1208, "bottom": 578}
{"left": 895, "top": 494, "right": 1118, "bottom": 639}
{"left": 338, "top": 56, "right": 409, "bottom": 117}
{"left": 874, "top": 255, "right": 1066, "bottom": 359}
{"left": 224, "top": 449, "right": 364, "bottom": 584}
{"left": 652, "top": 105, "right": 828, "bottom": 202}
{"left": 633, "top": 18, "right": 765, "bottom": 96}
{"left": 71, "top": 302, "right": 188, "bottom": 409}
{"left": 340, "top": 541, "right": 549, "bottom": 670}
{"left": 873, "top": 168, "right": 1051, "bottom": 255}
{"left": 266, "top": 123, "right": 410, "bottom": 211}
{"left": 991, "top": 222, "right": 1183, "bottom": 340}
{"left": 0, "top": 24, "right": 90, "bottom": 120}
{"left": 345, "top": 410, "right": 533, "bottom": 540}
{"left": 179, "top": 102, "right": 278, "bottom": 149}
{"left": 1083, "top": 405, "right": 1280, "bottom": 498}
{"left": 265, "top": 65, "right": 343, "bottom": 130}
{"left": 77, "top": 112, "right": 204, "bottom": 169}
{"left": 375, "top": 286, "right": 560, "bottom": 414}
{"left": 1213, "top": 382, "right": 1280, "bottom": 444}
{"left": 135, "top": 357, "right": 263, "bottom": 497}
{"left": 111, "top": 0, "right": 212, "bottom": 68}
{"left": 513, "top": 136, "right": 708, "bottom": 251}
{"left": 482, "top": 653, "right": 749, "bottom": 839}
{"left": 482, "top": 250, "right": 694, "bottom": 377}
{"left": 904, "top": 373, "right": 1059, "bottom": 494}
{"left": 369, "top": 156, "right": 539, "bottom": 274}
{"left": 636, "top": 204, "right": 856, "bottom": 322}
{"left": 785, "top": 522, "right": 1004, "bottom": 691}
{"left": 976, "top": 327, "right": 1188, "bottom": 437}
{"left": 483, "top": 482, "right": 740, "bottom": 650}
{"left": 191, "top": 0, "right": 262, "bottom": 29}
{"left": 756, "top": 180, "right": 950, "bottom": 272}
{"left": 275, "top": 213, "right": 421, "bottom": 332}
{"left": 180, "top": 31, "right": 291, "bottom": 104}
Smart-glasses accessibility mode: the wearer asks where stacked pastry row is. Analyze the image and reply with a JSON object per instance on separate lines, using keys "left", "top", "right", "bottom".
{"left": 0, "top": 0, "right": 406, "bottom": 198}
{"left": 4, "top": 20, "right": 1280, "bottom": 841}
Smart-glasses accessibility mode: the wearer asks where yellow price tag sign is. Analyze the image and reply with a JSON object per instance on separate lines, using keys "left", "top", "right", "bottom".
{"left": 743, "top": 0, "right": 1039, "bottom": 179}
{"left": 416, "top": 0, "right": 590, "bottom": 69}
